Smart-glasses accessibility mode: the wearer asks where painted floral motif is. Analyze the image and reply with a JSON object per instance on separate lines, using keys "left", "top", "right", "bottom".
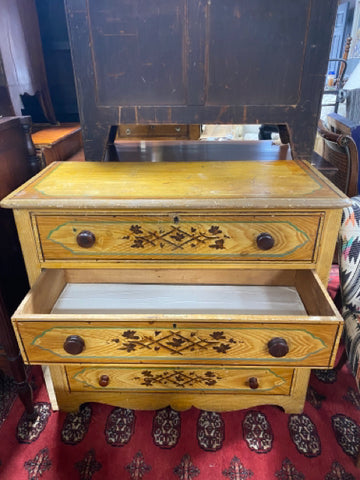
{"left": 275, "top": 458, "right": 304, "bottom": 480}
{"left": 112, "top": 329, "right": 237, "bottom": 356}
{"left": 306, "top": 385, "right": 326, "bottom": 410}
{"left": 24, "top": 448, "right": 51, "bottom": 480}
{"left": 242, "top": 411, "right": 273, "bottom": 453}
{"left": 17, "top": 402, "right": 51, "bottom": 444}
{"left": 134, "top": 369, "right": 222, "bottom": 388}
{"left": 343, "top": 387, "right": 360, "bottom": 410}
{"left": 288, "top": 414, "right": 321, "bottom": 457}
{"left": 325, "top": 461, "right": 355, "bottom": 480}
{"left": 75, "top": 449, "right": 101, "bottom": 480}
{"left": 61, "top": 403, "right": 92, "bottom": 445}
{"left": 126, "top": 224, "right": 228, "bottom": 251}
{"left": 313, "top": 369, "right": 337, "bottom": 383}
{"left": 152, "top": 407, "right": 181, "bottom": 449}
{"left": 332, "top": 414, "right": 360, "bottom": 459}
{"left": 197, "top": 411, "right": 224, "bottom": 452}
{"left": 173, "top": 454, "right": 200, "bottom": 480}
{"left": 222, "top": 456, "right": 253, "bottom": 479}
{"left": 105, "top": 408, "right": 136, "bottom": 447}
{"left": 125, "top": 451, "right": 151, "bottom": 479}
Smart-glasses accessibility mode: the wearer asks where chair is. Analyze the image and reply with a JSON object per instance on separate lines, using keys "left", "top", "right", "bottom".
{"left": 327, "top": 112, "right": 360, "bottom": 189}
{"left": 321, "top": 36, "right": 352, "bottom": 114}
{"left": 312, "top": 118, "right": 359, "bottom": 314}
{"left": 313, "top": 119, "right": 359, "bottom": 198}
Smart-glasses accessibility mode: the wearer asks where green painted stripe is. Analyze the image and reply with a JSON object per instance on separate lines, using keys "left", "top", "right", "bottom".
{"left": 46, "top": 220, "right": 311, "bottom": 258}
{"left": 31, "top": 326, "right": 327, "bottom": 362}
{"left": 72, "top": 366, "right": 287, "bottom": 393}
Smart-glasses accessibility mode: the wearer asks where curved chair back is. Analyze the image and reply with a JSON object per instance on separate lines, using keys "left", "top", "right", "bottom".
{"left": 316, "top": 119, "right": 359, "bottom": 197}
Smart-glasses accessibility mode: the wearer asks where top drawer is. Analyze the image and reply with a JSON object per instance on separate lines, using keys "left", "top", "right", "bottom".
{"left": 33, "top": 212, "right": 322, "bottom": 263}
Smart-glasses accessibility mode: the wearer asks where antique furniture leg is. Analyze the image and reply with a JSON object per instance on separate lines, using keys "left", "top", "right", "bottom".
{"left": 104, "top": 125, "right": 119, "bottom": 162}
{"left": 0, "top": 292, "right": 33, "bottom": 416}
{"left": 286, "top": 117, "right": 320, "bottom": 162}
{"left": 82, "top": 123, "right": 113, "bottom": 161}
{"left": 19, "top": 116, "right": 43, "bottom": 175}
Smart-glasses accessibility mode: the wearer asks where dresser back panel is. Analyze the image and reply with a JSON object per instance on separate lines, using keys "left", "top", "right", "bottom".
{"left": 64, "top": 0, "right": 338, "bottom": 160}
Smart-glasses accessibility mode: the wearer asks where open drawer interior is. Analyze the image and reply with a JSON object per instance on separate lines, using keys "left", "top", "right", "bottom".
{"left": 16, "top": 268, "right": 339, "bottom": 319}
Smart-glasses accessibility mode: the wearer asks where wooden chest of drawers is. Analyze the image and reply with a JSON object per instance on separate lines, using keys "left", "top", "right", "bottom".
{"left": 1, "top": 160, "right": 349, "bottom": 413}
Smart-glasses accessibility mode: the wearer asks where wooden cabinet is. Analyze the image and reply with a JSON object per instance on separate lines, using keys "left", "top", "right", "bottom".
{"left": 64, "top": 0, "right": 338, "bottom": 161}
{"left": 31, "top": 124, "right": 83, "bottom": 166}
{"left": 0, "top": 116, "right": 40, "bottom": 414}
{"left": 1, "top": 160, "right": 349, "bottom": 413}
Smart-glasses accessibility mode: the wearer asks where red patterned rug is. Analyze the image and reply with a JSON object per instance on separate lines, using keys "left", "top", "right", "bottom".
{"left": 0, "top": 267, "right": 359, "bottom": 479}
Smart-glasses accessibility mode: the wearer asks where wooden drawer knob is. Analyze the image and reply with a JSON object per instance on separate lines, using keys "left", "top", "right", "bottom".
{"left": 99, "top": 375, "right": 110, "bottom": 387}
{"left": 256, "top": 232, "right": 275, "bottom": 250}
{"left": 268, "top": 337, "right": 289, "bottom": 357}
{"left": 63, "top": 335, "right": 85, "bottom": 355}
{"left": 248, "top": 377, "right": 259, "bottom": 389}
{"left": 76, "top": 230, "right": 96, "bottom": 248}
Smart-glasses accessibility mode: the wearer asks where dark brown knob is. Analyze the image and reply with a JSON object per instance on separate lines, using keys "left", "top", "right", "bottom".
{"left": 256, "top": 232, "right": 275, "bottom": 250}
{"left": 63, "top": 335, "right": 85, "bottom": 355}
{"left": 268, "top": 337, "right": 289, "bottom": 357}
{"left": 99, "top": 375, "right": 110, "bottom": 387}
{"left": 248, "top": 377, "right": 259, "bottom": 389}
{"left": 76, "top": 230, "right": 96, "bottom": 248}
{"left": 173, "top": 216, "right": 180, "bottom": 225}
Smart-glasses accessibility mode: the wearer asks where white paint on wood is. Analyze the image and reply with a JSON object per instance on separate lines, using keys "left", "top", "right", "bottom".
{"left": 42, "top": 366, "right": 59, "bottom": 411}
{"left": 51, "top": 283, "right": 307, "bottom": 315}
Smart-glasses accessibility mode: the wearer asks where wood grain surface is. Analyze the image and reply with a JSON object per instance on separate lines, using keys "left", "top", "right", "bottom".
{"left": 35, "top": 213, "right": 322, "bottom": 262}
{"left": 66, "top": 364, "right": 294, "bottom": 395}
{"left": 1, "top": 161, "right": 350, "bottom": 210}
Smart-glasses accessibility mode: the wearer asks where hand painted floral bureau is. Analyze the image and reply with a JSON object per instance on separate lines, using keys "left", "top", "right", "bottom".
{"left": 1, "top": 160, "right": 349, "bottom": 412}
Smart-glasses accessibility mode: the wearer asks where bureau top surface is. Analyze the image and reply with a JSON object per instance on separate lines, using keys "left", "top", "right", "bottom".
{"left": 1, "top": 160, "right": 349, "bottom": 210}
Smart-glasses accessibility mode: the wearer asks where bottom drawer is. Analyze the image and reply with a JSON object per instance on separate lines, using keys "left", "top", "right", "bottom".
{"left": 66, "top": 364, "right": 294, "bottom": 395}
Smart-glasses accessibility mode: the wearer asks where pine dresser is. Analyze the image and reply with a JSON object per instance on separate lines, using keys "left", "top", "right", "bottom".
{"left": 1, "top": 159, "right": 349, "bottom": 413}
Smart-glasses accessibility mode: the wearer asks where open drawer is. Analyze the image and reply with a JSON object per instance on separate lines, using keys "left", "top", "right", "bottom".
{"left": 12, "top": 268, "right": 343, "bottom": 367}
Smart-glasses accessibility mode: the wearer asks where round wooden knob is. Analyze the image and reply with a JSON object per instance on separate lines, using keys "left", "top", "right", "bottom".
{"left": 99, "top": 375, "right": 110, "bottom": 387}
{"left": 76, "top": 230, "right": 96, "bottom": 248}
{"left": 63, "top": 335, "right": 85, "bottom": 355}
{"left": 256, "top": 233, "right": 275, "bottom": 250}
{"left": 268, "top": 337, "right": 289, "bottom": 357}
{"left": 248, "top": 377, "right": 259, "bottom": 389}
